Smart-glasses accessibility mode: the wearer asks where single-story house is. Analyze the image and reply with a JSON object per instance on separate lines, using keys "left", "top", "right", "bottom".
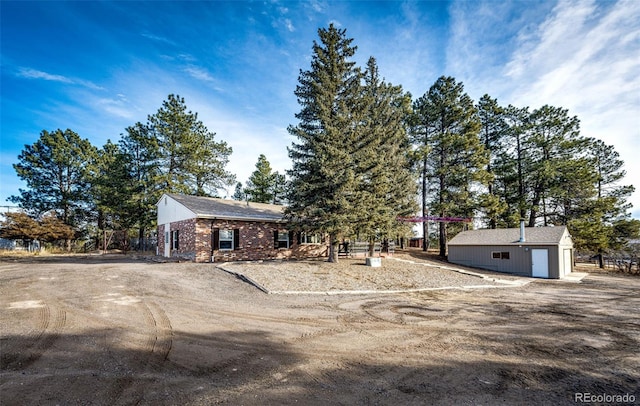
{"left": 447, "top": 224, "right": 574, "bottom": 279}
{"left": 157, "top": 193, "right": 328, "bottom": 262}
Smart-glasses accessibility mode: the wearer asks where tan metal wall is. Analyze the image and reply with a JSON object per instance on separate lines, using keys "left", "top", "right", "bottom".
{"left": 448, "top": 244, "right": 563, "bottom": 278}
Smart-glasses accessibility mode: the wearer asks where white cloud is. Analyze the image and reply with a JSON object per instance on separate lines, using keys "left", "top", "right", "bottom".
{"left": 184, "top": 66, "right": 215, "bottom": 82}
{"left": 141, "top": 31, "right": 177, "bottom": 46}
{"left": 284, "top": 18, "right": 295, "bottom": 32}
{"left": 496, "top": 0, "right": 640, "bottom": 216}
{"left": 16, "top": 67, "right": 104, "bottom": 90}
{"left": 17, "top": 67, "right": 73, "bottom": 83}
{"left": 306, "top": 0, "right": 325, "bottom": 14}
{"left": 95, "top": 95, "right": 136, "bottom": 119}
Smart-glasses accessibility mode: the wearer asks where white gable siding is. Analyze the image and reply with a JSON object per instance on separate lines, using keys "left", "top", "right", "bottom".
{"left": 157, "top": 195, "right": 197, "bottom": 225}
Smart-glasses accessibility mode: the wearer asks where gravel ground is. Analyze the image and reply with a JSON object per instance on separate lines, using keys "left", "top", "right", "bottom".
{"left": 2, "top": 254, "right": 638, "bottom": 405}
{"left": 218, "top": 254, "right": 530, "bottom": 294}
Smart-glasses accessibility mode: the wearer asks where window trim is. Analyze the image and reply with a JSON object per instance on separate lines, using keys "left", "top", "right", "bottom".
{"left": 171, "top": 230, "right": 179, "bottom": 250}
{"left": 277, "top": 230, "right": 290, "bottom": 249}
{"left": 492, "top": 251, "right": 510, "bottom": 260}
{"left": 219, "top": 229, "right": 234, "bottom": 251}
{"left": 300, "top": 232, "right": 322, "bottom": 244}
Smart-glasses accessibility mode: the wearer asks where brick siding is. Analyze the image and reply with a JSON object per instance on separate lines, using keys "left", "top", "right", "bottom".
{"left": 160, "top": 218, "right": 197, "bottom": 260}
{"left": 200, "top": 219, "right": 328, "bottom": 262}
{"left": 160, "top": 218, "right": 328, "bottom": 262}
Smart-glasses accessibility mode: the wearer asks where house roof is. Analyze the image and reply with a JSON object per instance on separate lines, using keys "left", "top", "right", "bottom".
{"left": 448, "top": 226, "right": 570, "bottom": 246}
{"left": 164, "top": 193, "right": 286, "bottom": 222}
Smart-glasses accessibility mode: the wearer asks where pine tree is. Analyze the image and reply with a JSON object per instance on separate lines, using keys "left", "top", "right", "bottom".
{"left": 476, "top": 95, "right": 508, "bottom": 228}
{"left": 287, "top": 24, "right": 362, "bottom": 262}
{"left": 494, "top": 105, "right": 530, "bottom": 227}
{"left": 119, "top": 122, "right": 162, "bottom": 249}
{"left": 568, "top": 138, "right": 637, "bottom": 265}
{"left": 524, "top": 105, "right": 582, "bottom": 226}
{"left": 355, "top": 57, "right": 417, "bottom": 253}
{"left": 271, "top": 172, "right": 287, "bottom": 205}
{"left": 412, "top": 77, "right": 488, "bottom": 256}
{"left": 10, "top": 129, "right": 97, "bottom": 250}
{"left": 187, "top": 126, "right": 234, "bottom": 197}
{"left": 245, "top": 154, "right": 276, "bottom": 203}
{"left": 408, "top": 92, "right": 433, "bottom": 251}
{"left": 232, "top": 182, "right": 246, "bottom": 201}
{"left": 148, "top": 94, "right": 233, "bottom": 196}
{"left": 90, "top": 140, "right": 137, "bottom": 250}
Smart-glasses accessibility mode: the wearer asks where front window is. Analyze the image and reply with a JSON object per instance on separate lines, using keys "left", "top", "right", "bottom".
{"left": 278, "top": 231, "right": 289, "bottom": 249}
{"left": 220, "top": 229, "right": 233, "bottom": 250}
{"left": 300, "top": 232, "right": 322, "bottom": 244}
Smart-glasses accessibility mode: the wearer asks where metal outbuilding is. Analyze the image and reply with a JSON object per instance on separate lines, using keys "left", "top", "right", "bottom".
{"left": 447, "top": 224, "right": 574, "bottom": 279}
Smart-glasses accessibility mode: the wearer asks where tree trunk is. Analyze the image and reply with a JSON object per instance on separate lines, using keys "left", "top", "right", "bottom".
{"left": 328, "top": 233, "right": 339, "bottom": 263}
{"left": 529, "top": 189, "right": 541, "bottom": 227}
{"left": 439, "top": 221, "right": 447, "bottom": 257}
{"left": 138, "top": 227, "right": 145, "bottom": 251}
{"left": 422, "top": 161, "right": 429, "bottom": 251}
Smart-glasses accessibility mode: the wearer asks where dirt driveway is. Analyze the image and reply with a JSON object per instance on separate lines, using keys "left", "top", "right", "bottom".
{"left": 1, "top": 255, "right": 638, "bottom": 405}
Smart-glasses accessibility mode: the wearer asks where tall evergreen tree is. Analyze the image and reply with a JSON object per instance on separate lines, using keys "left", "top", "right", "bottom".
{"left": 243, "top": 155, "right": 287, "bottom": 204}
{"left": 286, "top": 24, "right": 363, "bottom": 262}
{"left": 476, "top": 95, "right": 508, "bottom": 228}
{"left": 271, "top": 172, "right": 287, "bottom": 205}
{"left": 408, "top": 93, "right": 433, "bottom": 251}
{"left": 119, "top": 122, "right": 162, "bottom": 248}
{"left": 245, "top": 154, "right": 277, "bottom": 203}
{"left": 412, "top": 77, "right": 489, "bottom": 256}
{"left": 90, "top": 140, "right": 137, "bottom": 250}
{"left": 187, "top": 126, "right": 234, "bottom": 197}
{"left": 524, "top": 105, "right": 583, "bottom": 226}
{"left": 355, "top": 57, "right": 417, "bottom": 252}
{"left": 10, "top": 128, "right": 97, "bottom": 250}
{"left": 568, "top": 138, "right": 637, "bottom": 265}
{"left": 494, "top": 105, "right": 530, "bottom": 227}
{"left": 148, "top": 94, "right": 234, "bottom": 196}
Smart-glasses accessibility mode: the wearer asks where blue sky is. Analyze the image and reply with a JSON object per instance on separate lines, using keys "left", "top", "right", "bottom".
{"left": 1, "top": 0, "right": 639, "bottom": 218}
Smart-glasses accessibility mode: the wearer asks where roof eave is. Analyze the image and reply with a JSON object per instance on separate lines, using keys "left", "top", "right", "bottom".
{"left": 196, "top": 214, "right": 287, "bottom": 223}
{"left": 449, "top": 242, "right": 563, "bottom": 246}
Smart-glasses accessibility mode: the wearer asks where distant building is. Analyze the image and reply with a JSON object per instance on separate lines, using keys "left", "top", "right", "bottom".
{"left": 448, "top": 224, "right": 574, "bottom": 279}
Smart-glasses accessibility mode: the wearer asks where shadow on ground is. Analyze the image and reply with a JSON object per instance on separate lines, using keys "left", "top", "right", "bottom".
{"left": 1, "top": 325, "right": 638, "bottom": 406}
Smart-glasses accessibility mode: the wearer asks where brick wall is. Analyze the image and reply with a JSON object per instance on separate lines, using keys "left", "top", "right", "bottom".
{"left": 158, "top": 224, "right": 165, "bottom": 255}
{"left": 162, "top": 218, "right": 197, "bottom": 260}
{"left": 159, "top": 218, "right": 328, "bottom": 262}
{"left": 195, "top": 219, "right": 328, "bottom": 262}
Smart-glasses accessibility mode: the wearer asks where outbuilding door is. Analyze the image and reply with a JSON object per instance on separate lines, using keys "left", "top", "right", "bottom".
{"left": 531, "top": 249, "right": 549, "bottom": 278}
{"left": 562, "top": 249, "right": 573, "bottom": 277}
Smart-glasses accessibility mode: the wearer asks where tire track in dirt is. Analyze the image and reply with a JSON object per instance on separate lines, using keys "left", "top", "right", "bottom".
{"left": 100, "top": 300, "right": 173, "bottom": 405}
{"left": 143, "top": 301, "right": 173, "bottom": 367}
{"left": 1, "top": 303, "right": 66, "bottom": 370}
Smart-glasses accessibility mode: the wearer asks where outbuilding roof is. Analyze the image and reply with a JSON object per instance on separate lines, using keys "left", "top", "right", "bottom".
{"left": 448, "top": 226, "right": 570, "bottom": 246}
{"left": 163, "top": 193, "right": 286, "bottom": 222}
